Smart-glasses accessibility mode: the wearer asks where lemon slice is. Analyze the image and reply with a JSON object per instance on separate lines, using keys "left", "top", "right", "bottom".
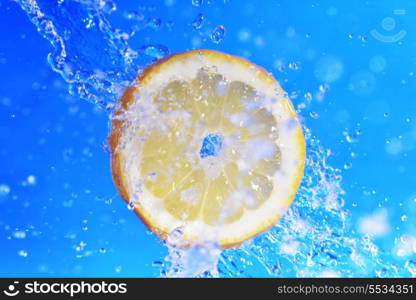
{"left": 109, "top": 49, "right": 305, "bottom": 248}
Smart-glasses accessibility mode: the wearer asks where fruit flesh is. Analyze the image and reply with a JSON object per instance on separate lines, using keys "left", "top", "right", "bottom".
{"left": 139, "top": 69, "right": 281, "bottom": 226}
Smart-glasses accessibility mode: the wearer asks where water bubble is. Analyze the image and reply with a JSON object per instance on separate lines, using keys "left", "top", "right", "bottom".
{"left": 309, "top": 111, "right": 320, "bottom": 119}
{"left": 27, "top": 175, "right": 36, "bottom": 186}
{"left": 385, "top": 138, "right": 403, "bottom": 155}
{"left": 304, "top": 92, "right": 312, "bottom": 101}
{"left": 140, "top": 45, "right": 170, "bottom": 59}
{"left": 288, "top": 62, "right": 300, "bottom": 70}
{"left": 166, "top": 20, "right": 175, "bottom": 30}
{"left": 314, "top": 56, "right": 344, "bottom": 83}
{"left": 127, "top": 201, "right": 136, "bottom": 210}
{"left": 0, "top": 184, "right": 10, "bottom": 196}
{"left": 146, "top": 18, "right": 162, "bottom": 30}
{"left": 238, "top": 29, "right": 251, "bottom": 42}
{"left": 369, "top": 56, "right": 387, "bottom": 73}
{"left": 348, "top": 33, "right": 354, "bottom": 39}
{"left": 348, "top": 71, "right": 376, "bottom": 96}
{"left": 343, "top": 163, "right": 352, "bottom": 170}
{"left": 115, "top": 265, "right": 122, "bottom": 273}
{"left": 18, "top": 250, "right": 28, "bottom": 257}
{"left": 192, "top": 13, "right": 204, "bottom": 29}
{"left": 211, "top": 25, "right": 226, "bottom": 44}
{"left": 152, "top": 260, "right": 164, "bottom": 267}
{"left": 343, "top": 130, "right": 359, "bottom": 143}
{"left": 99, "top": 247, "right": 107, "bottom": 254}
{"left": 123, "top": 10, "right": 145, "bottom": 22}
{"left": 98, "top": 0, "right": 116, "bottom": 14}
{"left": 405, "top": 260, "right": 416, "bottom": 276}
{"left": 13, "top": 231, "right": 27, "bottom": 239}
{"left": 192, "top": 0, "right": 203, "bottom": 7}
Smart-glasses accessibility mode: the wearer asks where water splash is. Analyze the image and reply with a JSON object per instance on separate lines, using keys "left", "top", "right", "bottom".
{"left": 17, "top": 0, "right": 140, "bottom": 107}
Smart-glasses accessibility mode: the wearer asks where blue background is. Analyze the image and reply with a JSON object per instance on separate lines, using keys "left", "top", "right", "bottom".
{"left": 1, "top": 0, "right": 416, "bottom": 277}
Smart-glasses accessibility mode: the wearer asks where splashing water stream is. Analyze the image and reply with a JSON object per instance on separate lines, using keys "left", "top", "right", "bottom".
{"left": 15, "top": 0, "right": 413, "bottom": 277}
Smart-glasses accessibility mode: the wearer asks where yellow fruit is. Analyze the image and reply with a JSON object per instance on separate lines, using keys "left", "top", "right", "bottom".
{"left": 109, "top": 49, "right": 305, "bottom": 248}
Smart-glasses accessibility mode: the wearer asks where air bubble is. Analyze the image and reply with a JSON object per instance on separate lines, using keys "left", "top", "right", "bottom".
{"left": 309, "top": 112, "right": 320, "bottom": 119}
{"left": 27, "top": 175, "right": 36, "bottom": 186}
{"left": 288, "top": 62, "right": 300, "bottom": 70}
{"left": 343, "top": 163, "right": 352, "bottom": 170}
{"left": 192, "top": 0, "right": 203, "bottom": 7}
{"left": 192, "top": 13, "right": 204, "bottom": 29}
{"left": 18, "top": 250, "right": 28, "bottom": 257}
{"left": 211, "top": 25, "right": 225, "bottom": 44}
{"left": 123, "top": 10, "right": 145, "bottom": 22}
{"left": 0, "top": 184, "right": 10, "bottom": 196}
{"left": 140, "top": 45, "right": 170, "bottom": 59}
{"left": 146, "top": 18, "right": 162, "bottom": 30}
{"left": 13, "top": 231, "right": 26, "bottom": 239}
{"left": 304, "top": 92, "right": 312, "bottom": 101}
{"left": 127, "top": 201, "right": 136, "bottom": 210}
{"left": 405, "top": 260, "right": 416, "bottom": 277}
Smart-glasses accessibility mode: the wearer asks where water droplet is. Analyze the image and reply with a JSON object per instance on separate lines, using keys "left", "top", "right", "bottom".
{"left": 140, "top": 45, "right": 170, "bottom": 59}
{"left": 369, "top": 56, "right": 386, "bottom": 73}
{"left": 166, "top": 20, "right": 175, "bottom": 30}
{"left": 192, "top": 0, "right": 203, "bottom": 7}
{"left": 99, "top": 247, "right": 107, "bottom": 254}
{"left": 304, "top": 92, "right": 312, "bottom": 101}
{"left": 309, "top": 111, "right": 320, "bottom": 119}
{"left": 18, "top": 250, "right": 28, "bottom": 257}
{"left": 405, "top": 260, "right": 416, "bottom": 276}
{"left": 123, "top": 10, "right": 145, "bottom": 22}
{"left": 315, "top": 56, "right": 343, "bottom": 83}
{"left": 192, "top": 13, "right": 204, "bottom": 29}
{"left": 0, "top": 184, "right": 10, "bottom": 196}
{"left": 343, "top": 131, "right": 359, "bottom": 143}
{"left": 401, "top": 215, "right": 407, "bottom": 222}
{"left": 127, "top": 201, "right": 136, "bottom": 210}
{"left": 348, "top": 33, "right": 354, "bottom": 39}
{"left": 146, "top": 18, "right": 162, "bottom": 30}
{"left": 405, "top": 117, "right": 411, "bottom": 123}
{"left": 13, "top": 231, "right": 26, "bottom": 239}
{"left": 27, "top": 175, "right": 36, "bottom": 186}
{"left": 211, "top": 25, "right": 225, "bottom": 44}
{"left": 152, "top": 260, "right": 164, "bottom": 267}
{"left": 99, "top": 0, "right": 116, "bottom": 14}
{"left": 343, "top": 163, "right": 352, "bottom": 170}
{"left": 115, "top": 265, "right": 122, "bottom": 273}
{"left": 288, "top": 62, "right": 300, "bottom": 70}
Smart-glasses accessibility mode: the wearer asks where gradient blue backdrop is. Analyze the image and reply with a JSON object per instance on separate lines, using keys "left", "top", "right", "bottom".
{"left": 1, "top": 0, "right": 416, "bottom": 277}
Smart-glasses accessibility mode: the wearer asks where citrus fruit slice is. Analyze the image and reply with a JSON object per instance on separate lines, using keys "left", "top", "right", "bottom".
{"left": 109, "top": 49, "right": 305, "bottom": 248}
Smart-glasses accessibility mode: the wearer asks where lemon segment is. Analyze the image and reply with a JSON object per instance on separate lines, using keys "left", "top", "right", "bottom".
{"left": 110, "top": 49, "right": 306, "bottom": 248}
